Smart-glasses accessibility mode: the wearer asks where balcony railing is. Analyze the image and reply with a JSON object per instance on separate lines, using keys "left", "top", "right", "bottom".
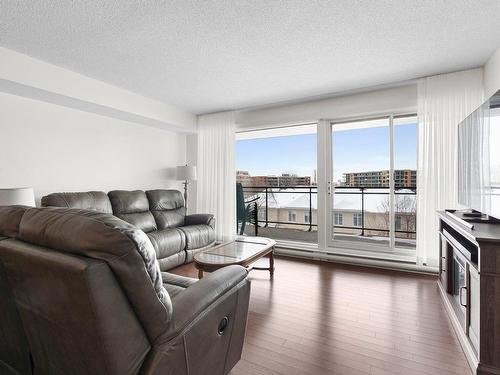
{"left": 240, "top": 185, "right": 416, "bottom": 244}
{"left": 242, "top": 185, "right": 317, "bottom": 232}
{"left": 333, "top": 186, "right": 417, "bottom": 238}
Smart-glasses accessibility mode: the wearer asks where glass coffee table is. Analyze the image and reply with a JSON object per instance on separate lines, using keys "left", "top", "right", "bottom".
{"left": 194, "top": 236, "right": 276, "bottom": 279}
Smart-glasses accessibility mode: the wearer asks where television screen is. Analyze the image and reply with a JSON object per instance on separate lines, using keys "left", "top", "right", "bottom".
{"left": 458, "top": 90, "right": 500, "bottom": 219}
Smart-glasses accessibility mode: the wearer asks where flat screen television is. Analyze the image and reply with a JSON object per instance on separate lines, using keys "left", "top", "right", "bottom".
{"left": 458, "top": 89, "right": 500, "bottom": 219}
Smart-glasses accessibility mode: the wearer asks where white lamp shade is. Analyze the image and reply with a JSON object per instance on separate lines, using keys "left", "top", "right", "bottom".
{"left": 0, "top": 187, "right": 36, "bottom": 207}
{"left": 176, "top": 165, "right": 197, "bottom": 181}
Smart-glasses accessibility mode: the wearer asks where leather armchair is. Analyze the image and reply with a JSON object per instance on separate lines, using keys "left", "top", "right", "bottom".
{"left": 0, "top": 206, "right": 250, "bottom": 375}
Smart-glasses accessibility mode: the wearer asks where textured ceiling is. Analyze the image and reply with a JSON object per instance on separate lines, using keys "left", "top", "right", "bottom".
{"left": 1, "top": 1, "right": 500, "bottom": 115}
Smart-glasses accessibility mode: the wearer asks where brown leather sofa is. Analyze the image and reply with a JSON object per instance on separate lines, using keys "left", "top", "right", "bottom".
{"left": 0, "top": 206, "right": 250, "bottom": 375}
{"left": 41, "top": 190, "right": 215, "bottom": 271}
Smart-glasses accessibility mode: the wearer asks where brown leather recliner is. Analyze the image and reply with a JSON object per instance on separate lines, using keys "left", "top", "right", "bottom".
{"left": 0, "top": 206, "right": 250, "bottom": 375}
{"left": 41, "top": 190, "right": 216, "bottom": 271}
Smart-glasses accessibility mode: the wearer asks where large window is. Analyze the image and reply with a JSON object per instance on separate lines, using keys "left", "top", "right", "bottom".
{"left": 329, "top": 115, "right": 417, "bottom": 252}
{"left": 236, "top": 124, "right": 318, "bottom": 244}
{"left": 235, "top": 116, "right": 416, "bottom": 256}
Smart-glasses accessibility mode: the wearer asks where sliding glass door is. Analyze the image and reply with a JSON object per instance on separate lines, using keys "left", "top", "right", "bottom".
{"left": 327, "top": 115, "right": 417, "bottom": 256}
{"left": 235, "top": 124, "right": 318, "bottom": 245}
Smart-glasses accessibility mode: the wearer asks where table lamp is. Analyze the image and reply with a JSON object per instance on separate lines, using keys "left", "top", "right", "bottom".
{"left": 176, "top": 165, "right": 197, "bottom": 213}
{"left": 0, "top": 187, "right": 36, "bottom": 207}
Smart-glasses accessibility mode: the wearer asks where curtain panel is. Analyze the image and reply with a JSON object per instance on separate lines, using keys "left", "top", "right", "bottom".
{"left": 197, "top": 111, "right": 236, "bottom": 242}
{"left": 417, "top": 69, "right": 483, "bottom": 267}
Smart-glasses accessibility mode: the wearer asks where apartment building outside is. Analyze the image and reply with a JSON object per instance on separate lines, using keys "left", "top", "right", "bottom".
{"left": 342, "top": 169, "right": 416, "bottom": 188}
{"left": 237, "top": 171, "right": 312, "bottom": 187}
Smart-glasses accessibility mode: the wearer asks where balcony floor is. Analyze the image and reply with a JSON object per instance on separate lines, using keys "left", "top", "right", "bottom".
{"left": 171, "top": 256, "right": 471, "bottom": 375}
{"left": 244, "top": 224, "right": 318, "bottom": 244}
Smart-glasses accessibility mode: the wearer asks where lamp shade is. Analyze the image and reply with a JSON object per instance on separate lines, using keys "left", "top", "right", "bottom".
{"left": 176, "top": 165, "right": 197, "bottom": 181}
{"left": 0, "top": 187, "right": 36, "bottom": 207}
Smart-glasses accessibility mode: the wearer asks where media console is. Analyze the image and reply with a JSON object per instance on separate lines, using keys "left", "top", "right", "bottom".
{"left": 438, "top": 211, "right": 500, "bottom": 375}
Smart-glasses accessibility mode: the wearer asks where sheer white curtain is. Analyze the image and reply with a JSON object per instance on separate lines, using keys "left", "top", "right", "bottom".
{"left": 197, "top": 111, "right": 236, "bottom": 242}
{"left": 457, "top": 105, "right": 491, "bottom": 213}
{"left": 417, "top": 69, "right": 483, "bottom": 267}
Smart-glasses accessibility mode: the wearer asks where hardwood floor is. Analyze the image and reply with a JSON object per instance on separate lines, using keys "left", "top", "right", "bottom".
{"left": 170, "top": 255, "right": 472, "bottom": 375}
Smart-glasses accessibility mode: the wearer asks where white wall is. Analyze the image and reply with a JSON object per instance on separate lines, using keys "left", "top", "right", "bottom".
{"left": 484, "top": 46, "right": 500, "bottom": 99}
{"left": 0, "top": 47, "right": 197, "bottom": 133}
{"left": 235, "top": 84, "right": 417, "bottom": 129}
{"left": 0, "top": 92, "right": 186, "bottom": 205}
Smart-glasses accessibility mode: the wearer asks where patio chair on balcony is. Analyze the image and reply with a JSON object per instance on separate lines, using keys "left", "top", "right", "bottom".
{"left": 236, "top": 182, "right": 259, "bottom": 236}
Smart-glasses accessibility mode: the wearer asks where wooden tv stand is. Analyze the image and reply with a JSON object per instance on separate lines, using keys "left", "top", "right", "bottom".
{"left": 438, "top": 211, "right": 500, "bottom": 375}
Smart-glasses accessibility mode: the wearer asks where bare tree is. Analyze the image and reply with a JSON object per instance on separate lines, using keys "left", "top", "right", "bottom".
{"left": 379, "top": 193, "right": 416, "bottom": 239}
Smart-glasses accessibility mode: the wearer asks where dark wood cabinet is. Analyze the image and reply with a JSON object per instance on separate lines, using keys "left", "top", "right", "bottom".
{"left": 438, "top": 212, "right": 500, "bottom": 375}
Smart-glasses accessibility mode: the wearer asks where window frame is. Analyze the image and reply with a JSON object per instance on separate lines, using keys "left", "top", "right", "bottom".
{"left": 353, "top": 212, "right": 363, "bottom": 227}
{"left": 324, "top": 113, "right": 418, "bottom": 259}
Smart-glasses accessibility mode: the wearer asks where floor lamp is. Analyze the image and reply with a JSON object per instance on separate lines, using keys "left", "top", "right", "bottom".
{"left": 176, "top": 165, "right": 197, "bottom": 214}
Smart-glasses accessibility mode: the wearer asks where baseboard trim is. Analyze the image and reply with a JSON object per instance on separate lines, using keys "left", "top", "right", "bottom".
{"left": 274, "top": 247, "right": 438, "bottom": 275}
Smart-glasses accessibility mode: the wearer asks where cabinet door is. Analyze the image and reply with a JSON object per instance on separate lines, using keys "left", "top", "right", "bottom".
{"left": 468, "top": 266, "right": 480, "bottom": 353}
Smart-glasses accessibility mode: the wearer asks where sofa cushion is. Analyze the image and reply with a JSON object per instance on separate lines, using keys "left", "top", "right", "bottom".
{"left": 161, "top": 272, "right": 197, "bottom": 299}
{"left": 41, "top": 191, "right": 112, "bottom": 214}
{"left": 114, "top": 212, "right": 157, "bottom": 233}
{"left": 108, "top": 190, "right": 157, "bottom": 233}
{"left": 179, "top": 225, "right": 215, "bottom": 250}
{"left": 146, "top": 190, "right": 185, "bottom": 229}
{"left": 158, "top": 252, "right": 186, "bottom": 271}
{"left": 0, "top": 206, "right": 29, "bottom": 239}
{"left": 147, "top": 190, "right": 184, "bottom": 211}
{"left": 147, "top": 228, "right": 186, "bottom": 259}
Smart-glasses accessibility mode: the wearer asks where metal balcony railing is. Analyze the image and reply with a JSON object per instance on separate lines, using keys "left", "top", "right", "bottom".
{"left": 242, "top": 185, "right": 318, "bottom": 232}
{"left": 240, "top": 185, "right": 417, "bottom": 238}
{"left": 333, "top": 186, "right": 417, "bottom": 238}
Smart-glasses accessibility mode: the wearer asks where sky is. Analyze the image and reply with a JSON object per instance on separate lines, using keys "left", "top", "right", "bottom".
{"left": 236, "top": 123, "right": 417, "bottom": 181}
{"left": 236, "top": 132, "right": 317, "bottom": 178}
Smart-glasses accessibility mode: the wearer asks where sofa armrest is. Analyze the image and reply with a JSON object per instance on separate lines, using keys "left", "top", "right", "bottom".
{"left": 184, "top": 213, "right": 215, "bottom": 229}
{"left": 163, "top": 265, "right": 247, "bottom": 340}
{"left": 143, "top": 266, "right": 250, "bottom": 374}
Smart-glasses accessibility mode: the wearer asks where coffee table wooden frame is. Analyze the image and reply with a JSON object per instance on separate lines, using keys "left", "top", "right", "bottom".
{"left": 194, "top": 237, "right": 276, "bottom": 279}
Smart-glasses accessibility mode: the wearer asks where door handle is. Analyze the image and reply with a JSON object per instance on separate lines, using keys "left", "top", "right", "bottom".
{"left": 327, "top": 181, "right": 332, "bottom": 196}
{"left": 459, "top": 286, "right": 467, "bottom": 307}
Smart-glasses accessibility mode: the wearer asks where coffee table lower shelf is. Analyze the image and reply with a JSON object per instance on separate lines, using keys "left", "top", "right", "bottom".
{"left": 193, "top": 236, "right": 276, "bottom": 279}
